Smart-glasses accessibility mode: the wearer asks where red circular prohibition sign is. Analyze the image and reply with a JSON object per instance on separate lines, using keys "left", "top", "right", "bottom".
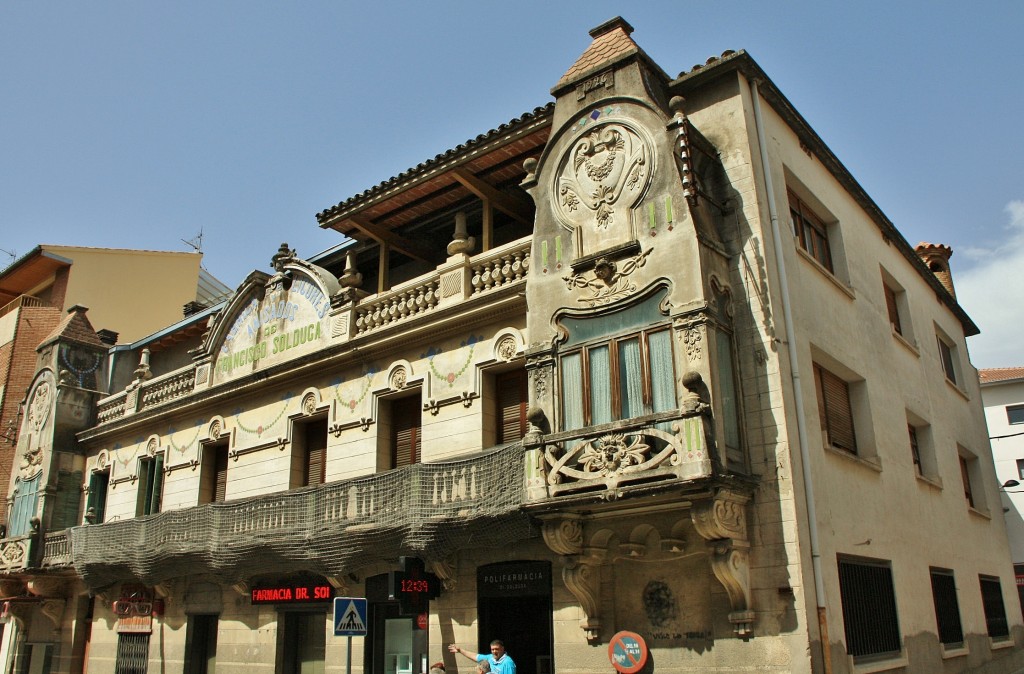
{"left": 608, "top": 630, "right": 648, "bottom": 674}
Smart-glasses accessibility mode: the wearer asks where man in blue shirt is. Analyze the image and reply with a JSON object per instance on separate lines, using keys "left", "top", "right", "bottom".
{"left": 448, "top": 640, "right": 516, "bottom": 674}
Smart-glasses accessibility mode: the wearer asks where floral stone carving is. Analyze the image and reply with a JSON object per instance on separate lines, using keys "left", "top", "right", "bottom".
{"left": 555, "top": 122, "right": 652, "bottom": 236}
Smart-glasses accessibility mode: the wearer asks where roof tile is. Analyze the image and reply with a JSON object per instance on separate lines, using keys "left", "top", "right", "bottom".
{"left": 979, "top": 367, "right": 1024, "bottom": 384}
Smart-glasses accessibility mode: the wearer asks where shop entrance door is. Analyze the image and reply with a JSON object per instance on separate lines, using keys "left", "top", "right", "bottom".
{"left": 365, "top": 574, "right": 426, "bottom": 674}
{"left": 477, "top": 561, "right": 552, "bottom": 674}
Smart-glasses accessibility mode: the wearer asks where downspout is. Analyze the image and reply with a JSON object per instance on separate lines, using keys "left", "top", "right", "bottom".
{"left": 749, "top": 79, "right": 832, "bottom": 674}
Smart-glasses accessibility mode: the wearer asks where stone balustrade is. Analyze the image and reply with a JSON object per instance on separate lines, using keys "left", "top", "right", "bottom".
{"left": 139, "top": 368, "right": 197, "bottom": 411}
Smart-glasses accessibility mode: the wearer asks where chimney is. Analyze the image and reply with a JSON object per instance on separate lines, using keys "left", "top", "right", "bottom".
{"left": 97, "top": 329, "right": 119, "bottom": 345}
{"left": 915, "top": 242, "right": 955, "bottom": 298}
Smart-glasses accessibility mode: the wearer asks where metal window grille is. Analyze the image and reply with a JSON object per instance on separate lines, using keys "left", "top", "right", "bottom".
{"left": 838, "top": 557, "right": 901, "bottom": 659}
{"left": 115, "top": 632, "right": 150, "bottom": 674}
{"left": 980, "top": 575, "right": 1010, "bottom": 639}
{"left": 929, "top": 569, "right": 964, "bottom": 647}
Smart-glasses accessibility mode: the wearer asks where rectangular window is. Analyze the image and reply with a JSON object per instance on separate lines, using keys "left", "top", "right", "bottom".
{"left": 929, "top": 569, "right": 964, "bottom": 648}
{"left": 960, "top": 455, "right": 974, "bottom": 508}
{"left": 838, "top": 557, "right": 901, "bottom": 660}
{"left": 789, "top": 190, "right": 833, "bottom": 272}
{"left": 561, "top": 327, "right": 675, "bottom": 430}
{"left": 937, "top": 334, "right": 959, "bottom": 386}
{"left": 86, "top": 470, "right": 109, "bottom": 524}
{"left": 291, "top": 418, "right": 328, "bottom": 489}
{"left": 496, "top": 369, "right": 529, "bottom": 444}
{"left": 979, "top": 575, "right": 1010, "bottom": 639}
{"left": 184, "top": 614, "right": 218, "bottom": 674}
{"left": 1008, "top": 404, "right": 1024, "bottom": 425}
{"left": 908, "top": 425, "right": 921, "bottom": 475}
{"left": 814, "top": 363, "right": 857, "bottom": 454}
{"left": 391, "top": 396, "right": 421, "bottom": 469}
{"left": 199, "top": 441, "right": 229, "bottom": 505}
{"left": 1017, "top": 458, "right": 1024, "bottom": 481}
{"left": 136, "top": 455, "right": 164, "bottom": 516}
{"left": 884, "top": 283, "right": 902, "bottom": 335}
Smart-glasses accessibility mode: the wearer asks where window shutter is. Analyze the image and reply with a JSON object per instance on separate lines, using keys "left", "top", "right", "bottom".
{"left": 149, "top": 454, "right": 164, "bottom": 514}
{"left": 815, "top": 364, "right": 856, "bottom": 452}
{"left": 496, "top": 370, "right": 528, "bottom": 444}
{"left": 306, "top": 423, "right": 327, "bottom": 486}
{"left": 884, "top": 284, "right": 902, "bottom": 334}
{"left": 214, "top": 450, "right": 228, "bottom": 503}
{"left": 392, "top": 397, "right": 421, "bottom": 468}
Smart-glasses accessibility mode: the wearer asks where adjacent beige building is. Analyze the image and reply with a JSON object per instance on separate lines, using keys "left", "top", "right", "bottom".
{"left": 0, "top": 18, "right": 1019, "bottom": 674}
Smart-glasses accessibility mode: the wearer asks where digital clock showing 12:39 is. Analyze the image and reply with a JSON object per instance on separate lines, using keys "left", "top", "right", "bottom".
{"left": 400, "top": 579, "right": 430, "bottom": 593}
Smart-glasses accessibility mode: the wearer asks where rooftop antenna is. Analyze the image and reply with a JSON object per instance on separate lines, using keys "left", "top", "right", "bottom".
{"left": 182, "top": 228, "right": 204, "bottom": 254}
{"left": 0, "top": 248, "right": 16, "bottom": 268}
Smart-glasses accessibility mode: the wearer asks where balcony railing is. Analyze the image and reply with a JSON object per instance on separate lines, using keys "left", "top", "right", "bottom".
{"left": 139, "top": 367, "right": 196, "bottom": 411}
{"left": 95, "top": 240, "right": 532, "bottom": 427}
{"left": 41, "top": 530, "right": 71, "bottom": 568}
{"left": 527, "top": 409, "right": 714, "bottom": 498}
{"left": 0, "top": 294, "right": 48, "bottom": 319}
{"left": 67, "top": 443, "right": 531, "bottom": 589}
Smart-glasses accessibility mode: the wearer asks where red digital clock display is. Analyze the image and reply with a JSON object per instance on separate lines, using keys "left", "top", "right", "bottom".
{"left": 401, "top": 579, "right": 430, "bottom": 593}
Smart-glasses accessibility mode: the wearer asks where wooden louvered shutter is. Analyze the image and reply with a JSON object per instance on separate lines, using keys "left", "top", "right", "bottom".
{"left": 213, "top": 448, "right": 229, "bottom": 502}
{"left": 306, "top": 422, "right": 327, "bottom": 486}
{"left": 884, "top": 284, "right": 902, "bottom": 334}
{"left": 392, "top": 397, "right": 421, "bottom": 468}
{"left": 496, "top": 369, "right": 528, "bottom": 444}
{"left": 814, "top": 364, "right": 857, "bottom": 453}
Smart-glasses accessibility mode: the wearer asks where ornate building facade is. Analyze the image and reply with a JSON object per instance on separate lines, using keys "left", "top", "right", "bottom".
{"left": 0, "top": 17, "right": 1019, "bottom": 674}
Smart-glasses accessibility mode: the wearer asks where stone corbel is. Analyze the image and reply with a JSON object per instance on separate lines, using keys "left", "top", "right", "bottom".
{"left": 562, "top": 553, "right": 604, "bottom": 642}
{"left": 326, "top": 576, "right": 350, "bottom": 596}
{"left": 39, "top": 599, "right": 65, "bottom": 630}
{"left": 541, "top": 515, "right": 584, "bottom": 556}
{"left": 430, "top": 557, "right": 457, "bottom": 592}
{"left": 691, "top": 489, "right": 753, "bottom": 637}
{"left": 541, "top": 515, "right": 604, "bottom": 641}
{"left": 26, "top": 578, "right": 65, "bottom": 598}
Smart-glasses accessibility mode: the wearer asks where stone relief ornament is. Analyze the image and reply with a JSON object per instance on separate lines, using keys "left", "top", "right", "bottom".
{"left": 28, "top": 382, "right": 52, "bottom": 433}
{"left": 563, "top": 248, "right": 651, "bottom": 307}
{"left": 390, "top": 367, "right": 407, "bottom": 390}
{"left": 555, "top": 122, "right": 651, "bottom": 232}
{"left": 496, "top": 336, "right": 518, "bottom": 362}
{"left": 302, "top": 392, "right": 318, "bottom": 416}
{"left": 682, "top": 327, "right": 702, "bottom": 363}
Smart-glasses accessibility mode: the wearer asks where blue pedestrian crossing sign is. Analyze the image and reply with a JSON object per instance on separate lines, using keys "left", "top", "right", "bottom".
{"left": 333, "top": 597, "right": 368, "bottom": 637}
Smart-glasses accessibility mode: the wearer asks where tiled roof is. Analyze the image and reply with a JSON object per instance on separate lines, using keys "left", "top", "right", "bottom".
{"left": 979, "top": 367, "right": 1024, "bottom": 384}
{"left": 316, "top": 105, "right": 553, "bottom": 224}
{"left": 554, "top": 17, "right": 640, "bottom": 91}
{"left": 40, "top": 304, "right": 105, "bottom": 350}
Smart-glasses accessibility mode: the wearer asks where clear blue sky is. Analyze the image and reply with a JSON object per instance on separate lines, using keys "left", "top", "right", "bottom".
{"left": 2, "top": 2, "right": 1022, "bottom": 367}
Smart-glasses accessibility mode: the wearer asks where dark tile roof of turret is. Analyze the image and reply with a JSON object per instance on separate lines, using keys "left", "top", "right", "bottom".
{"left": 39, "top": 304, "right": 105, "bottom": 350}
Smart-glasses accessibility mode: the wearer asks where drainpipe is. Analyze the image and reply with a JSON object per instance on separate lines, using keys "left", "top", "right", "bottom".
{"left": 750, "top": 78, "right": 832, "bottom": 674}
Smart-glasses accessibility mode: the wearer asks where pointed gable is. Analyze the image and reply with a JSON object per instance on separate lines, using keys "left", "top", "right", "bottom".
{"left": 553, "top": 17, "right": 648, "bottom": 94}
{"left": 38, "top": 304, "right": 105, "bottom": 351}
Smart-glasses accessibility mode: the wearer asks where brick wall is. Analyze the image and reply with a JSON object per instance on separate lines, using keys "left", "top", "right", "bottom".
{"left": 0, "top": 304, "right": 62, "bottom": 524}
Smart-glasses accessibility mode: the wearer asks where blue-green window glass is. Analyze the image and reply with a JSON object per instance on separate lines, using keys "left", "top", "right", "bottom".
{"left": 618, "top": 338, "right": 644, "bottom": 419}
{"left": 561, "top": 353, "right": 584, "bottom": 432}
{"left": 590, "top": 345, "right": 613, "bottom": 425}
{"left": 559, "top": 327, "right": 676, "bottom": 430}
{"left": 648, "top": 330, "right": 675, "bottom": 414}
{"left": 9, "top": 473, "right": 41, "bottom": 537}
